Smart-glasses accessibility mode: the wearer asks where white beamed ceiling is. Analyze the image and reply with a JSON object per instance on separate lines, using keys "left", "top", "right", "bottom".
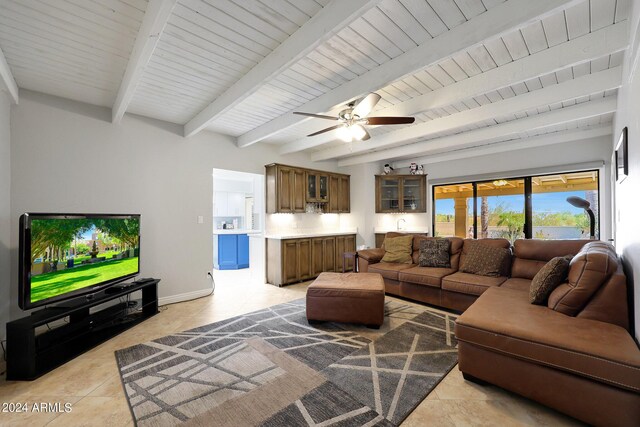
{"left": 0, "top": 0, "right": 630, "bottom": 165}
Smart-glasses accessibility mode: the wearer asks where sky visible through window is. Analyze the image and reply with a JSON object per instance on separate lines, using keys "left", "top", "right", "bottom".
{"left": 436, "top": 190, "right": 592, "bottom": 215}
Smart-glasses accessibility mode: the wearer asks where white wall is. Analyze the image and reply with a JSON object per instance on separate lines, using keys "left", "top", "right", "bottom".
{"left": 0, "top": 91, "right": 11, "bottom": 341}
{"left": 613, "top": 0, "right": 640, "bottom": 341}
{"left": 7, "top": 90, "right": 338, "bottom": 322}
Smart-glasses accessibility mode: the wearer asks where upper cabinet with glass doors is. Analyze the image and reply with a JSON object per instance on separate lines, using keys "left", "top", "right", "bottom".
{"left": 375, "top": 175, "right": 426, "bottom": 213}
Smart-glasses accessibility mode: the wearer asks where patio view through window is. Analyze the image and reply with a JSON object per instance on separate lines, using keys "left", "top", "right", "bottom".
{"left": 433, "top": 171, "right": 599, "bottom": 242}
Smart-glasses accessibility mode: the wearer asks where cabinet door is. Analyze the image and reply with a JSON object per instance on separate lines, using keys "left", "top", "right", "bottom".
{"left": 335, "top": 236, "right": 346, "bottom": 272}
{"left": 344, "top": 235, "right": 356, "bottom": 271}
{"left": 328, "top": 175, "right": 339, "bottom": 213}
{"left": 338, "top": 176, "right": 350, "bottom": 212}
{"left": 306, "top": 172, "right": 317, "bottom": 201}
{"left": 277, "top": 167, "right": 293, "bottom": 212}
{"left": 214, "top": 192, "right": 228, "bottom": 216}
{"left": 218, "top": 235, "right": 238, "bottom": 270}
{"left": 227, "top": 192, "right": 244, "bottom": 217}
{"left": 237, "top": 234, "right": 249, "bottom": 268}
{"left": 376, "top": 176, "right": 400, "bottom": 212}
{"left": 323, "top": 236, "right": 336, "bottom": 272}
{"left": 311, "top": 238, "right": 324, "bottom": 276}
{"left": 298, "top": 239, "right": 313, "bottom": 280}
{"left": 282, "top": 240, "right": 299, "bottom": 283}
{"left": 402, "top": 177, "right": 424, "bottom": 212}
{"left": 293, "top": 169, "right": 306, "bottom": 212}
{"left": 318, "top": 175, "right": 329, "bottom": 202}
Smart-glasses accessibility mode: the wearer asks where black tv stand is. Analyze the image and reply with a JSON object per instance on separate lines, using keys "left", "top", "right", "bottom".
{"left": 6, "top": 279, "right": 159, "bottom": 381}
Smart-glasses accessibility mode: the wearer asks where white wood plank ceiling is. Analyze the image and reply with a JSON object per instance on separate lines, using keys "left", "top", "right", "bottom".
{"left": 0, "top": 0, "right": 631, "bottom": 166}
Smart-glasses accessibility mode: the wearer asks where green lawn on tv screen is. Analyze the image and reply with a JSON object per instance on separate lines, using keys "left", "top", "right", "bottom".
{"left": 30, "top": 257, "right": 139, "bottom": 303}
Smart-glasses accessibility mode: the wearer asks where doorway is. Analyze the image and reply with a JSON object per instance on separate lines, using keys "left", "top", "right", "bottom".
{"left": 212, "top": 169, "right": 265, "bottom": 285}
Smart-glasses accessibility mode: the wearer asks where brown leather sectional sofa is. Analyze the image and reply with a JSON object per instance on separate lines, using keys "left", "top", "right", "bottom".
{"left": 358, "top": 233, "right": 540, "bottom": 311}
{"left": 357, "top": 234, "right": 640, "bottom": 426}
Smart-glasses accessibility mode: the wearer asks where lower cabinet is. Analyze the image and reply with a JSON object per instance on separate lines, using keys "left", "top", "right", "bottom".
{"left": 267, "top": 234, "right": 356, "bottom": 286}
{"left": 214, "top": 234, "right": 249, "bottom": 270}
{"left": 336, "top": 235, "right": 356, "bottom": 271}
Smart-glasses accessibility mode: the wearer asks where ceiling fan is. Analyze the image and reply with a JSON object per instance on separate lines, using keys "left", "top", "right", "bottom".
{"left": 293, "top": 93, "right": 415, "bottom": 142}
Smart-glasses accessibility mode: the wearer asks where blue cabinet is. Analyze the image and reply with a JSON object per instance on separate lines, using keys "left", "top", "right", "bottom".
{"left": 214, "top": 234, "right": 249, "bottom": 270}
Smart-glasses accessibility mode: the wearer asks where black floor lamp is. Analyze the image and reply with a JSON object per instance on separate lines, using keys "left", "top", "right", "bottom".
{"left": 566, "top": 196, "right": 595, "bottom": 239}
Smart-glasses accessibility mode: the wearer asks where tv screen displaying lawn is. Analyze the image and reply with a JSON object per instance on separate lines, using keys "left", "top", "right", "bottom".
{"left": 27, "top": 216, "right": 140, "bottom": 305}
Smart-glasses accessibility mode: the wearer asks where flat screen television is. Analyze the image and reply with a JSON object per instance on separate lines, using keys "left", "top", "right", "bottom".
{"left": 19, "top": 213, "right": 141, "bottom": 310}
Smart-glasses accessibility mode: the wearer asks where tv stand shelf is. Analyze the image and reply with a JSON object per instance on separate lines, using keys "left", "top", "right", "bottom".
{"left": 6, "top": 279, "right": 159, "bottom": 381}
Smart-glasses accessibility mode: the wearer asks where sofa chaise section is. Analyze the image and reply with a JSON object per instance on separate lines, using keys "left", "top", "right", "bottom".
{"left": 455, "top": 241, "right": 639, "bottom": 427}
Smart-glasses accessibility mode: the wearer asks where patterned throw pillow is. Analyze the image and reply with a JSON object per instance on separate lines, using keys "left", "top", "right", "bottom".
{"left": 530, "top": 257, "right": 570, "bottom": 305}
{"left": 381, "top": 235, "right": 414, "bottom": 264}
{"left": 418, "top": 239, "right": 451, "bottom": 268}
{"left": 459, "top": 241, "right": 510, "bottom": 277}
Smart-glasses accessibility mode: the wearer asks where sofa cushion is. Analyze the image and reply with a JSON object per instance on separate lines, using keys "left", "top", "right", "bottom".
{"left": 412, "top": 236, "right": 463, "bottom": 268}
{"left": 381, "top": 235, "right": 413, "bottom": 264}
{"left": 455, "top": 287, "right": 640, "bottom": 393}
{"left": 500, "top": 278, "right": 531, "bottom": 292}
{"left": 548, "top": 241, "right": 618, "bottom": 316}
{"left": 511, "top": 239, "right": 589, "bottom": 279}
{"left": 368, "top": 262, "right": 416, "bottom": 281}
{"left": 398, "top": 266, "right": 456, "bottom": 288}
{"left": 418, "top": 239, "right": 451, "bottom": 268}
{"left": 442, "top": 272, "right": 507, "bottom": 296}
{"left": 530, "top": 257, "right": 570, "bottom": 305}
{"left": 460, "top": 241, "right": 511, "bottom": 277}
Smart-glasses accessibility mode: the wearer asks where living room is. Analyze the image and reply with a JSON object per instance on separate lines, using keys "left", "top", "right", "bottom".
{"left": 0, "top": 0, "right": 638, "bottom": 425}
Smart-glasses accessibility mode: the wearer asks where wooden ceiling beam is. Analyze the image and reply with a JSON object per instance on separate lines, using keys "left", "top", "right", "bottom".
{"left": 391, "top": 126, "right": 610, "bottom": 169}
{"left": 239, "top": 0, "right": 581, "bottom": 148}
{"left": 0, "top": 46, "right": 19, "bottom": 104}
{"left": 312, "top": 65, "right": 622, "bottom": 161}
{"left": 283, "top": 16, "right": 626, "bottom": 155}
{"left": 183, "top": 0, "right": 381, "bottom": 138}
{"left": 335, "top": 96, "right": 616, "bottom": 167}
{"left": 112, "top": 0, "right": 177, "bottom": 123}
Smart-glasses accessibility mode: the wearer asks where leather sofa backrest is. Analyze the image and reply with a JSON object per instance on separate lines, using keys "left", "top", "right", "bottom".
{"left": 547, "top": 241, "right": 628, "bottom": 329}
{"left": 511, "top": 239, "right": 590, "bottom": 279}
{"left": 460, "top": 238, "right": 512, "bottom": 276}
{"left": 412, "top": 236, "right": 463, "bottom": 268}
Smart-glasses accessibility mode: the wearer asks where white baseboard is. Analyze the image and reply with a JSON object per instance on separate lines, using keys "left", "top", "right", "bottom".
{"left": 158, "top": 288, "right": 213, "bottom": 306}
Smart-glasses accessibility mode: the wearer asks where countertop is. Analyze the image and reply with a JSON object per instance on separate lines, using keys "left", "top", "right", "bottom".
{"left": 374, "top": 228, "right": 430, "bottom": 234}
{"left": 213, "top": 229, "right": 262, "bottom": 235}
{"left": 265, "top": 230, "right": 357, "bottom": 240}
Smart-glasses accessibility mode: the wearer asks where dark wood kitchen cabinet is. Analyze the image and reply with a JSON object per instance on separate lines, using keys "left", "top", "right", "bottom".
{"left": 266, "top": 164, "right": 350, "bottom": 214}
{"left": 328, "top": 175, "right": 350, "bottom": 213}
{"left": 266, "top": 164, "right": 306, "bottom": 213}
{"left": 375, "top": 175, "right": 426, "bottom": 213}
{"left": 267, "top": 234, "right": 355, "bottom": 286}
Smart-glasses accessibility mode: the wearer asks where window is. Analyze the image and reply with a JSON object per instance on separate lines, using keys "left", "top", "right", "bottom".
{"left": 531, "top": 171, "right": 599, "bottom": 239}
{"left": 433, "top": 183, "right": 473, "bottom": 238}
{"left": 432, "top": 170, "right": 599, "bottom": 241}
{"left": 476, "top": 178, "right": 525, "bottom": 242}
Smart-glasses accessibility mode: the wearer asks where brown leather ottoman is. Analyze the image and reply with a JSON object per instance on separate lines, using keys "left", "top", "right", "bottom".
{"left": 306, "top": 272, "right": 385, "bottom": 328}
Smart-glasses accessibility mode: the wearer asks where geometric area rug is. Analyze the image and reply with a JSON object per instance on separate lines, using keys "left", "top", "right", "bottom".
{"left": 115, "top": 299, "right": 458, "bottom": 426}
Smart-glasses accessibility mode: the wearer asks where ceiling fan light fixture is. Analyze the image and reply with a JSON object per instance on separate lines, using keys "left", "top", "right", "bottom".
{"left": 350, "top": 124, "right": 367, "bottom": 141}
{"left": 337, "top": 126, "right": 352, "bottom": 142}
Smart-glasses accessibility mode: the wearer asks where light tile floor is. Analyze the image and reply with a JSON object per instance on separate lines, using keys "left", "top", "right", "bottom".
{"left": 0, "top": 270, "right": 583, "bottom": 426}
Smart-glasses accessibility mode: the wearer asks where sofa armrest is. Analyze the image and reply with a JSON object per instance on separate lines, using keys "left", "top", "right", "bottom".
{"left": 357, "top": 248, "right": 385, "bottom": 273}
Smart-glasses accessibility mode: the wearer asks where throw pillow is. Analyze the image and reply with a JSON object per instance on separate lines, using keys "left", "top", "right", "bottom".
{"left": 381, "top": 235, "right": 414, "bottom": 264}
{"left": 459, "top": 241, "right": 510, "bottom": 277}
{"left": 530, "top": 256, "right": 571, "bottom": 305}
{"left": 418, "top": 239, "right": 451, "bottom": 268}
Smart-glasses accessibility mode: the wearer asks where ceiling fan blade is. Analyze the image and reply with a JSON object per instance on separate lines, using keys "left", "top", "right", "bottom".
{"left": 293, "top": 112, "right": 337, "bottom": 120}
{"left": 366, "top": 116, "right": 415, "bottom": 125}
{"left": 360, "top": 126, "right": 371, "bottom": 141}
{"left": 307, "top": 124, "right": 343, "bottom": 137}
{"left": 353, "top": 93, "right": 381, "bottom": 117}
